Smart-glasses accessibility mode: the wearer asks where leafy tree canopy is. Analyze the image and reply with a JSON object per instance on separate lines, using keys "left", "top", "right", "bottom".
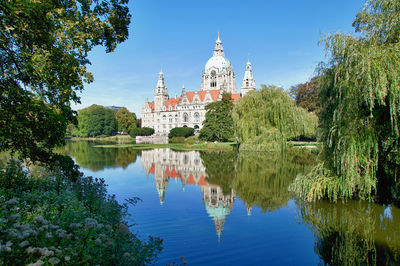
{"left": 0, "top": 0, "right": 130, "bottom": 168}
{"left": 291, "top": 0, "right": 400, "bottom": 204}
{"left": 72, "top": 105, "right": 117, "bottom": 137}
{"left": 115, "top": 107, "right": 137, "bottom": 133}
{"left": 289, "top": 76, "right": 320, "bottom": 114}
{"left": 233, "top": 85, "right": 318, "bottom": 152}
{"left": 199, "top": 92, "right": 234, "bottom": 142}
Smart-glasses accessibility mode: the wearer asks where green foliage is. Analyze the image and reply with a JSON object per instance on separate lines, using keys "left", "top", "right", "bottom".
{"left": 0, "top": 0, "right": 130, "bottom": 168}
{"left": 115, "top": 107, "right": 137, "bottom": 133}
{"left": 233, "top": 85, "right": 318, "bottom": 152}
{"left": 168, "top": 127, "right": 194, "bottom": 139}
{"left": 73, "top": 105, "right": 117, "bottom": 137}
{"left": 292, "top": 0, "right": 400, "bottom": 203}
{"left": 169, "top": 137, "right": 185, "bottom": 143}
{"left": 0, "top": 160, "right": 162, "bottom": 265}
{"left": 289, "top": 76, "right": 321, "bottom": 114}
{"left": 185, "top": 136, "right": 199, "bottom": 145}
{"left": 129, "top": 127, "right": 154, "bottom": 138}
{"left": 199, "top": 92, "right": 235, "bottom": 142}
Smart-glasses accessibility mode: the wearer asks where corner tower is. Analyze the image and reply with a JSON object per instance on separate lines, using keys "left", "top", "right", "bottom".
{"left": 154, "top": 71, "right": 169, "bottom": 111}
{"left": 200, "top": 33, "right": 237, "bottom": 94}
{"left": 241, "top": 60, "right": 256, "bottom": 96}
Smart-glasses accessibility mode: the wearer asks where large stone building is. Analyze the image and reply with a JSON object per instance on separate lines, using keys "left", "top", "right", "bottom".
{"left": 141, "top": 34, "right": 256, "bottom": 134}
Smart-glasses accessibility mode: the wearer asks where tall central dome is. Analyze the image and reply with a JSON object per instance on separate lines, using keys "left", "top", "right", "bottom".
{"left": 200, "top": 33, "right": 237, "bottom": 93}
{"left": 204, "top": 33, "right": 231, "bottom": 74}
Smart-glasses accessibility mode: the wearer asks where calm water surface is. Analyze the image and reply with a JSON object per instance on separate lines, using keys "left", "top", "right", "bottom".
{"left": 64, "top": 142, "right": 400, "bottom": 265}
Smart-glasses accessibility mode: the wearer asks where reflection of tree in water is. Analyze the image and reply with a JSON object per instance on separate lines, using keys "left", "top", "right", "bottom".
{"left": 298, "top": 200, "right": 400, "bottom": 265}
{"left": 233, "top": 150, "right": 316, "bottom": 212}
{"left": 62, "top": 142, "right": 140, "bottom": 171}
{"left": 199, "top": 149, "right": 316, "bottom": 213}
{"left": 199, "top": 151, "right": 238, "bottom": 195}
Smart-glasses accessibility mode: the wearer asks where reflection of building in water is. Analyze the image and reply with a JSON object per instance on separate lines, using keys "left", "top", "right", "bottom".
{"left": 202, "top": 184, "right": 235, "bottom": 240}
{"left": 141, "top": 148, "right": 236, "bottom": 238}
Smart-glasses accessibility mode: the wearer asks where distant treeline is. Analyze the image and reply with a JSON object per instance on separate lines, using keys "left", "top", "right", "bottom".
{"left": 71, "top": 105, "right": 139, "bottom": 137}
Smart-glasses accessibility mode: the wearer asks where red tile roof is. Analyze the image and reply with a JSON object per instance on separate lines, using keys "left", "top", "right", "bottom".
{"left": 148, "top": 102, "right": 154, "bottom": 111}
{"left": 198, "top": 91, "right": 206, "bottom": 101}
{"left": 231, "top": 93, "right": 241, "bottom": 103}
{"left": 210, "top": 90, "right": 220, "bottom": 102}
{"left": 147, "top": 90, "right": 241, "bottom": 112}
{"left": 186, "top": 92, "right": 195, "bottom": 103}
{"left": 165, "top": 98, "right": 181, "bottom": 109}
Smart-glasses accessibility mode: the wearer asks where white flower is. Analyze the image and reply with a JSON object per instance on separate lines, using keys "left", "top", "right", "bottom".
{"left": 26, "top": 247, "right": 37, "bottom": 254}
{"left": 85, "top": 218, "right": 98, "bottom": 229}
{"left": 48, "top": 257, "right": 60, "bottom": 264}
{"left": 5, "top": 198, "right": 18, "bottom": 205}
{"left": 64, "top": 256, "right": 71, "bottom": 262}
{"left": 9, "top": 214, "right": 20, "bottom": 221}
{"left": 28, "top": 260, "right": 44, "bottom": 266}
{"left": 35, "top": 216, "right": 48, "bottom": 225}
{"left": 19, "top": 241, "right": 29, "bottom": 248}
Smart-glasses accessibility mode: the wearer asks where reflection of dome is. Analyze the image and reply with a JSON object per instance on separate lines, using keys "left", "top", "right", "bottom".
{"left": 205, "top": 55, "right": 231, "bottom": 73}
{"left": 205, "top": 201, "right": 231, "bottom": 219}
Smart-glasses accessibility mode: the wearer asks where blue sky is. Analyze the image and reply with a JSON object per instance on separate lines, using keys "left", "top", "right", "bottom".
{"left": 74, "top": 0, "right": 365, "bottom": 116}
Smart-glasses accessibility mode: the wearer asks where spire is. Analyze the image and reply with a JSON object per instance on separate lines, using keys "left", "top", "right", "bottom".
{"left": 156, "top": 71, "right": 165, "bottom": 89}
{"left": 181, "top": 85, "right": 186, "bottom": 97}
{"left": 213, "top": 33, "right": 224, "bottom": 57}
{"left": 241, "top": 60, "right": 256, "bottom": 96}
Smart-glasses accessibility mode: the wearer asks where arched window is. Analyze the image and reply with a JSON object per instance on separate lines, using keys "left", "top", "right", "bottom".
{"left": 183, "top": 113, "right": 189, "bottom": 122}
{"left": 194, "top": 112, "right": 200, "bottom": 122}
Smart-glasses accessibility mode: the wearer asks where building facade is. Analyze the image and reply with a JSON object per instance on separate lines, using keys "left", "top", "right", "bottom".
{"left": 141, "top": 34, "right": 256, "bottom": 134}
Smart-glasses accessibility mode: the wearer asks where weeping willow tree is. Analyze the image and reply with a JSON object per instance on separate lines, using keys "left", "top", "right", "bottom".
{"left": 232, "top": 85, "right": 318, "bottom": 151}
{"left": 290, "top": 0, "right": 400, "bottom": 203}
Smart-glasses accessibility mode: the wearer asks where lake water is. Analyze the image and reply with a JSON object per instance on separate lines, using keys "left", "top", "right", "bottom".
{"left": 64, "top": 142, "right": 400, "bottom": 265}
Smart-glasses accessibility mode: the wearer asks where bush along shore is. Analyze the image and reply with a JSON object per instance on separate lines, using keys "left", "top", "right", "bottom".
{"left": 0, "top": 160, "right": 162, "bottom": 265}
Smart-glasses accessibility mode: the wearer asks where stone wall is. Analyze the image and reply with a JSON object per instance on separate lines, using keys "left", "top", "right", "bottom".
{"left": 136, "top": 134, "right": 168, "bottom": 144}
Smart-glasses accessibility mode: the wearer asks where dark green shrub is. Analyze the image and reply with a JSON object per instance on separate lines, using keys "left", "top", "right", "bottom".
{"left": 168, "top": 127, "right": 194, "bottom": 138}
{"left": 129, "top": 127, "right": 154, "bottom": 138}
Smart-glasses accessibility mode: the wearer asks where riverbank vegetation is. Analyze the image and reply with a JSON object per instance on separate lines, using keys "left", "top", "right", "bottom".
{"left": 291, "top": 0, "right": 400, "bottom": 204}
{"left": 0, "top": 160, "right": 162, "bottom": 265}
{"left": 0, "top": 0, "right": 163, "bottom": 263}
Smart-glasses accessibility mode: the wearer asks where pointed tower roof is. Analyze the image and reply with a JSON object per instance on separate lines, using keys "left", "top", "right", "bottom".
{"left": 156, "top": 71, "right": 166, "bottom": 89}
{"left": 213, "top": 32, "right": 224, "bottom": 57}
{"left": 157, "top": 187, "right": 165, "bottom": 206}
{"left": 241, "top": 59, "right": 256, "bottom": 95}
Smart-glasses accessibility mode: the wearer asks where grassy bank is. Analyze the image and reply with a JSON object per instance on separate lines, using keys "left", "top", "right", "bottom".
{"left": 93, "top": 142, "right": 236, "bottom": 152}
{"left": 68, "top": 135, "right": 133, "bottom": 143}
{"left": 0, "top": 160, "right": 162, "bottom": 265}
